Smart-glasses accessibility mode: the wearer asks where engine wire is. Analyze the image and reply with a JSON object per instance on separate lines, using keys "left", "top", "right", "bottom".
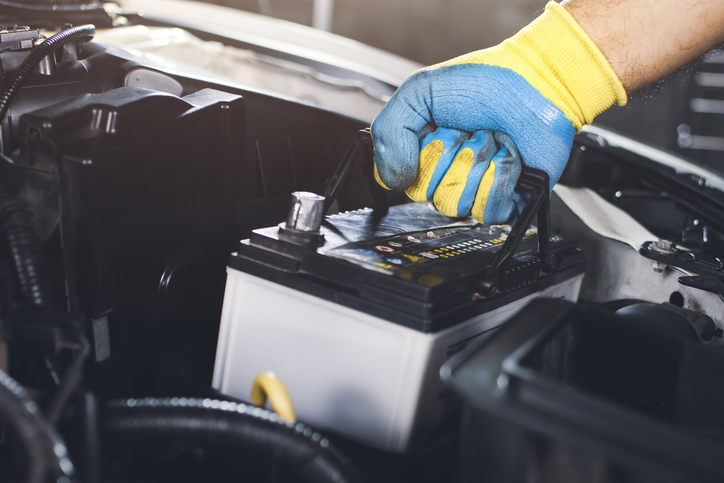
{"left": 0, "top": 24, "right": 96, "bottom": 152}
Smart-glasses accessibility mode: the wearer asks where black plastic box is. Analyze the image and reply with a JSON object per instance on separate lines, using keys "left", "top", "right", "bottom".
{"left": 442, "top": 299, "right": 724, "bottom": 483}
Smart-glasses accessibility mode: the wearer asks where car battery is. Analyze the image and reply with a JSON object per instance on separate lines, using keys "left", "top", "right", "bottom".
{"left": 212, "top": 169, "right": 585, "bottom": 451}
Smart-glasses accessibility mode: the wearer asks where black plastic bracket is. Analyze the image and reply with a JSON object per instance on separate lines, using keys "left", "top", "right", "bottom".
{"left": 322, "top": 128, "right": 369, "bottom": 213}
{"left": 476, "top": 167, "right": 551, "bottom": 296}
{"left": 322, "top": 128, "right": 388, "bottom": 215}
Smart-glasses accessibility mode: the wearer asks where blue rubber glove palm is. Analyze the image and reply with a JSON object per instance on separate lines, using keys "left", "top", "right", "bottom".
{"left": 372, "top": 2, "right": 627, "bottom": 224}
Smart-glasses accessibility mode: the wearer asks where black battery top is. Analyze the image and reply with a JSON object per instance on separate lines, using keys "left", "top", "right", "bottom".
{"left": 231, "top": 202, "right": 584, "bottom": 333}
{"left": 320, "top": 203, "right": 533, "bottom": 286}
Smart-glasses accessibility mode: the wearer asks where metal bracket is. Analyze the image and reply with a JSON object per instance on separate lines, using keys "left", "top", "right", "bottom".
{"left": 641, "top": 241, "right": 724, "bottom": 282}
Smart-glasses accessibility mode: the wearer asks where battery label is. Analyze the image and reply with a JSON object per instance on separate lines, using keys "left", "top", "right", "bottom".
{"left": 325, "top": 223, "right": 538, "bottom": 286}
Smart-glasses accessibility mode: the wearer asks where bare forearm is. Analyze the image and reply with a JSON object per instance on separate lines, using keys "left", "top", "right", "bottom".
{"left": 562, "top": 0, "right": 724, "bottom": 93}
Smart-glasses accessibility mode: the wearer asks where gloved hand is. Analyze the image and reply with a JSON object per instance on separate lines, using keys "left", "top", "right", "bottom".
{"left": 371, "top": 1, "right": 627, "bottom": 224}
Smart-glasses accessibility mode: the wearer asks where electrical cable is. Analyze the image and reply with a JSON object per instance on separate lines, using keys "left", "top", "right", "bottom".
{"left": 0, "top": 24, "right": 96, "bottom": 128}
{"left": 104, "top": 397, "right": 365, "bottom": 483}
{"left": 0, "top": 190, "right": 54, "bottom": 308}
{"left": 0, "top": 369, "right": 76, "bottom": 483}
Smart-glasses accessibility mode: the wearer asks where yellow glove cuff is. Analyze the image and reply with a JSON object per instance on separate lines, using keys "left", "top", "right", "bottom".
{"left": 438, "top": 2, "right": 627, "bottom": 131}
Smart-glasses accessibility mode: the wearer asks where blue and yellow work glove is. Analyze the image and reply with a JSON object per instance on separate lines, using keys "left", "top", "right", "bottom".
{"left": 371, "top": 1, "right": 627, "bottom": 223}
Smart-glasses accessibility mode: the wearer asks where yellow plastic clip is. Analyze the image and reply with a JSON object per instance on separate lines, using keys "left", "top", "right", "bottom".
{"left": 250, "top": 371, "right": 297, "bottom": 423}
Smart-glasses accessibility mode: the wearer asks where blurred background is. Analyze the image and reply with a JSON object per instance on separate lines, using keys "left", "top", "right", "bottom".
{"left": 190, "top": 0, "right": 722, "bottom": 175}
{"left": 198, "top": 0, "right": 544, "bottom": 65}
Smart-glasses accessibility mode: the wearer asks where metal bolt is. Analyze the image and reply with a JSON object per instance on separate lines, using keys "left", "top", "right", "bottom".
{"left": 655, "top": 240, "right": 671, "bottom": 250}
{"left": 651, "top": 239, "right": 676, "bottom": 254}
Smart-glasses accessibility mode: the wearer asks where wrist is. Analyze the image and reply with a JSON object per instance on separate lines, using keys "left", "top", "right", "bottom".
{"left": 562, "top": 0, "right": 724, "bottom": 94}
{"left": 512, "top": 2, "right": 627, "bottom": 130}
{"left": 437, "top": 2, "right": 626, "bottom": 131}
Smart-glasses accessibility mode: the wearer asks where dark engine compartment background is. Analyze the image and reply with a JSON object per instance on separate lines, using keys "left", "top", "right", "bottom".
{"left": 1, "top": 7, "right": 724, "bottom": 483}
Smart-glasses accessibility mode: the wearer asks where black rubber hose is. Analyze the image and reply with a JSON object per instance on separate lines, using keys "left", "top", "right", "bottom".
{"left": 0, "top": 24, "right": 96, "bottom": 125}
{"left": 0, "top": 369, "right": 77, "bottom": 483}
{"left": 104, "top": 398, "right": 365, "bottom": 483}
{"left": 0, "top": 191, "right": 53, "bottom": 307}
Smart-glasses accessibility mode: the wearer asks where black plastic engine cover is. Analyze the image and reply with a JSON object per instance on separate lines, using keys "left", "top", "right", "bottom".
{"left": 21, "top": 87, "right": 247, "bottom": 325}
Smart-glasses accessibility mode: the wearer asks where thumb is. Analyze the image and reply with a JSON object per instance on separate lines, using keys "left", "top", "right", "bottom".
{"left": 371, "top": 78, "right": 433, "bottom": 191}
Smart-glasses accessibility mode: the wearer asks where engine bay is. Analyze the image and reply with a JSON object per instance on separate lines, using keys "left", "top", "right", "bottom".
{"left": 1, "top": 3, "right": 724, "bottom": 483}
